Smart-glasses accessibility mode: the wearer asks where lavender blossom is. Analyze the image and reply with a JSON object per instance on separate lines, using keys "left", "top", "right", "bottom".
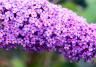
{"left": 0, "top": 0, "right": 96, "bottom": 62}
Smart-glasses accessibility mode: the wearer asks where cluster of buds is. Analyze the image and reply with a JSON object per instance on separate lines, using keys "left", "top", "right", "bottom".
{"left": 0, "top": 0, "right": 96, "bottom": 62}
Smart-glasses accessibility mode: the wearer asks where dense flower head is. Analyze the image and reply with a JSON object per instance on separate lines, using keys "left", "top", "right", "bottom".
{"left": 0, "top": 0, "right": 96, "bottom": 62}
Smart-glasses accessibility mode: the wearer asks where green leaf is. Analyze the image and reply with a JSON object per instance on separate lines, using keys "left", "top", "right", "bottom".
{"left": 81, "top": 0, "right": 96, "bottom": 23}
{"left": 62, "top": 2, "right": 78, "bottom": 11}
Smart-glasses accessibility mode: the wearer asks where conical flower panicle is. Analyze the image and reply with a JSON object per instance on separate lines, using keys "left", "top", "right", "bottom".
{"left": 0, "top": 0, "right": 96, "bottom": 62}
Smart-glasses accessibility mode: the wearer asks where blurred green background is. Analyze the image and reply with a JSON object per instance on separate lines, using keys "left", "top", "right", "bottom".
{"left": 1, "top": 0, "right": 96, "bottom": 67}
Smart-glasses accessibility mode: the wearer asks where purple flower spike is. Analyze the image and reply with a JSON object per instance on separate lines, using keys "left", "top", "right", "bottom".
{"left": 0, "top": 0, "right": 96, "bottom": 62}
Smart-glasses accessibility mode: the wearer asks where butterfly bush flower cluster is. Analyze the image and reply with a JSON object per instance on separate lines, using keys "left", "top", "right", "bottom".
{"left": 0, "top": 0, "right": 96, "bottom": 62}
